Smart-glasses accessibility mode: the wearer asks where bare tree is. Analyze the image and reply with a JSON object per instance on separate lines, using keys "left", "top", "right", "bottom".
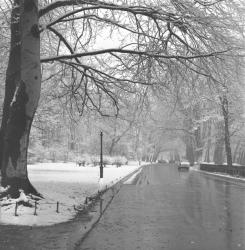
{"left": 0, "top": 0, "right": 243, "bottom": 199}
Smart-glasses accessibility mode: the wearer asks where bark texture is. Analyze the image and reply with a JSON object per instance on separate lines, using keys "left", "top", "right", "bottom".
{"left": 0, "top": 0, "right": 41, "bottom": 197}
{"left": 220, "top": 96, "right": 232, "bottom": 168}
{"left": 213, "top": 121, "right": 224, "bottom": 165}
{"left": 183, "top": 117, "right": 195, "bottom": 166}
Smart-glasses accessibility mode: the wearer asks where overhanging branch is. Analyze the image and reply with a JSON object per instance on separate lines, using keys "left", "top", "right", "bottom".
{"left": 41, "top": 48, "right": 229, "bottom": 63}
{"left": 39, "top": 0, "right": 117, "bottom": 17}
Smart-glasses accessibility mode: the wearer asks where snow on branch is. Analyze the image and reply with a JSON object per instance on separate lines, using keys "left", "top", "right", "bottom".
{"left": 194, "top": 0, "right": 225, "bottom": 7}
{"left": 39, "top": 0, "right": 173, "bottom": 25}
{"left": 39, "top": 0, "right": 150, "bottom": 18}
{"left": 41, "top": 48, "right": 229, "bottom": 63}
{"left": 39, "top": 0, "right": 86, "bottom": 17}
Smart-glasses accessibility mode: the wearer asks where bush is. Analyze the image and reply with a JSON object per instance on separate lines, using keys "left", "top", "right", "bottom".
{"left": 112, "top": 156, "right": 128, "bottom": 167}
{"left": 85, "top": 155, "right": 128, "bottom": 167}
{"left": 75, "top": 154, "right": 109, "bottom": 167}
{"left": 28, "top": 143, "right": 78, "bottom": 164}
{"left": 103, "top": 156, "right": 113, "bottom": 166}
{"left": 75, "top": 154, "right": 91, "bottom": 166}
{"left": 28, "top": 146, "right": 129, "bottom": 168}
{"left": 91, "top": 155, "right": 100, "bottom": 167}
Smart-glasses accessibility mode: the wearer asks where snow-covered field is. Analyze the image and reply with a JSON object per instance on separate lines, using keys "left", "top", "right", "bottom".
{"left": 0, "top": 162, "right": 142, "bottom": 226}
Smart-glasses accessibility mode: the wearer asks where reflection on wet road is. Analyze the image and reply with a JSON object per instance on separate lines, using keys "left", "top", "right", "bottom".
{"left": 80, "top": 164, "right": 245, "bottom": 250}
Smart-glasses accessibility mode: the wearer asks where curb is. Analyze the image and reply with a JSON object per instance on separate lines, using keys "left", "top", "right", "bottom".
{"left": 67, "top": 164, "right": 145, "bottom": 250}
{"left": 192, "top": 168, "right": 245, "bottom": 184}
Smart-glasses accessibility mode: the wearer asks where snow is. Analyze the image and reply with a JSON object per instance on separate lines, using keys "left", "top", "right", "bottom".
{"left": 124, "top": 168, "right": 142, "bottom": 184}
{"left": 17, "top": 190, "right": 28, "bottom": 203}
{"left": 0, "top": 162, "right": 142, "bottom": 226}
{"left": 0, "top": 185, "right": 10, "bottom": 193}
{"left": 200, "top": 161, "right": 242, "bottom": 166}
{"left": 191, "top": 167, "right": 245, "bottom": 183}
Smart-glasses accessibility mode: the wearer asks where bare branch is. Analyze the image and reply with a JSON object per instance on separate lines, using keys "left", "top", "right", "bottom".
{"left": 41, "top": 48, "right": 229, "bottom": 63}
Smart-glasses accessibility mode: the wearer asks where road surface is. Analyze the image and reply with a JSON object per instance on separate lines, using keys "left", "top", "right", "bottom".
{"left": 79, "top": 164, "right": 245, "bottom": 250}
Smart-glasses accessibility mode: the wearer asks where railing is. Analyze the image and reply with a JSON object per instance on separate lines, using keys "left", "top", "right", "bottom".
{"left": 200, "top": 163, "right": 245, "bottom": 177}
{"left": 2, "top": 181, "right": 117, "bottom": 217}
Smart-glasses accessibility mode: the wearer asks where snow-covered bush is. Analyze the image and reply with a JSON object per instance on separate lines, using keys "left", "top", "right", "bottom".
{"left": 75, "top": 154, "right": 91, "bottom": 166}
{"left": 112, "top": 156, "right": 128, "bottom": 167}
{"left": 28, "top": 143, "right": 77, "bottom": 164}
{"left": 78, "top": 155, "right": 128, "bottom": 167}
{"left": 90, "top": 155, "right": 128, "bottom": 167}
{"left": 103, "top": 156, "right": 114, "bottom": 166}
{"left": 91, "top": 155, "right": 100, "bottom": 167}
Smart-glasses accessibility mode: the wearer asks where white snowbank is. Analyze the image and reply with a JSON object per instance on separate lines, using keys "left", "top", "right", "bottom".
{"left": 200, "top": 162, "right": 242, "bottom": 166}
{"left": 124, "top": 168, "right": 142, "bottom": 184}
{"left": 0, "top": 162, "right": 142, "bottom": 226}
{"left": 192, "top": 168, "right": 245, "bottom": 182}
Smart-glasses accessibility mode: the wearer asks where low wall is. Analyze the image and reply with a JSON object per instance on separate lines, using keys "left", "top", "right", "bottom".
{"left": 200, "top": 163, "right": 245, "bottom": 177}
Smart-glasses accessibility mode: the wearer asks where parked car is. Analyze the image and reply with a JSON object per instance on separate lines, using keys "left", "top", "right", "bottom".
{"left": 177, "top": 161, "right": 190, "bottom": 171}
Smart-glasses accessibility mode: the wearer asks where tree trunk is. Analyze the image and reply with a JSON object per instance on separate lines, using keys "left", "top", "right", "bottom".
{"left": 213, "top": 121, "right": 224, "bottom": 165}
{"left": 204, "top": 145, "right": 210, "bottom": 162}
{"left": 193, "top": 104, "right": 202, "bottom": 161}
{"left": 0, "top": 0, "right": 41, "bottom": 198}
{"left": 152, "top": 148, "right": 160, "bottom": 162}
{"left": 232, "top": 141, "right": 240, "bottom": 164}
{"left": 174, "top": 150, "right": 180, "bottom": 162}
{"left": 241, "top": 151, "right": 245, "bottom": 166}
{"left": 186, "top": 143, "right": 195, "bottom": 166}
{"left": 213, "top": 138, "right": 224, "bottom": 164}
{"left": 203, "top": 121, "right": 212, "bottom": 162}
{"left": 109, "top": 138, "right": 117, "bottom": 156}
{"left": 237, "top": 149, "right": 243, "bottom": 165}
{"left": 0, "top": 0, "right": 21, "bottom": 172}
{"left": 220, "top": 95, "right": 232, "bottom": 168}
{"left": 182, "top": 116, "right": 195, "bottom": 166}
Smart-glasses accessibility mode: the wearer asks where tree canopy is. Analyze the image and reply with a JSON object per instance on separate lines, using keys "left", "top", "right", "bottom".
{"left": 0, "top": 0, "right": 245, "bottom": 198}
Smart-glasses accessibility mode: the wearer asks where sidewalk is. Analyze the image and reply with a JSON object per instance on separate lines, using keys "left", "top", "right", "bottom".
{"left": 191, "top": 165, "right": 245, "bottom": 184}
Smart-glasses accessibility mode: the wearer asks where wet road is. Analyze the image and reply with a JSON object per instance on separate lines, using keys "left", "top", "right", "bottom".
{"left": 79, "top": 164, "right": 245, "bottom": 250}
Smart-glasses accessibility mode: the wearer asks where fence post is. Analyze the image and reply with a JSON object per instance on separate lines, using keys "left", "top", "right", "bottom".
{"left": 14, "top": 202, "right": 18, "bottom": 216}
{"left": 34, "top": 201, "right": 37, "bottom": 216}
{"left": 56, "top": 201, "right": 59, "bottom": 213}
{"left": 100, "top": 131, "right": 104, "bottom": 178}
{"left": 100, "top": 199, "right": 103, "bottom": 214}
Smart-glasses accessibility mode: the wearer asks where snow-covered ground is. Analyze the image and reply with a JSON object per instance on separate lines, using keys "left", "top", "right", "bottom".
{"left": 0, "top": 162, "right": 142, "bottom": 226}
{"left": 124, "top": 168, "right": 142, "bottom": 184}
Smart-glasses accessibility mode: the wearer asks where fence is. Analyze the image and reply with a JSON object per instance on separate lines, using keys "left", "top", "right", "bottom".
{"left": 2, "top": 165, "right": 143, "bottom": 218}
{"left": 200, "top": 163, "right": 245, "bottom": 177}
{"left": 1, "top": 180, "right": 120, "bottom": 218}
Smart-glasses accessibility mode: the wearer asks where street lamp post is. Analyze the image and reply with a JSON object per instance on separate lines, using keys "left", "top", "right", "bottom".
{"left": 100, "top": 131, "right": 103, "bottom": 178}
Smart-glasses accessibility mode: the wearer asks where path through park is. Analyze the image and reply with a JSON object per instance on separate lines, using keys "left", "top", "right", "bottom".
{"left": 79, "top": 164, "right": 245, "bottom": 250}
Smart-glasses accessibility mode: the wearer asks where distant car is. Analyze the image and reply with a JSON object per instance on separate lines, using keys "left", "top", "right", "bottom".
{"left": 177, "top": 161, "right": 190, "bottom": 171}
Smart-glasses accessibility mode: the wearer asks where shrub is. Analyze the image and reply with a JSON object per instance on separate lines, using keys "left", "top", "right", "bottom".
{"left": 91, "top": 155, "right": 100, "bottom": 167}
{"left": 103, "top": 156, "right": 113, "bottom": 166}
{"left": 75, "top": 154, "right": 91, "bottom": 166}
{"left": 112, "top": 156, "right": 128, "bottom": 167}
